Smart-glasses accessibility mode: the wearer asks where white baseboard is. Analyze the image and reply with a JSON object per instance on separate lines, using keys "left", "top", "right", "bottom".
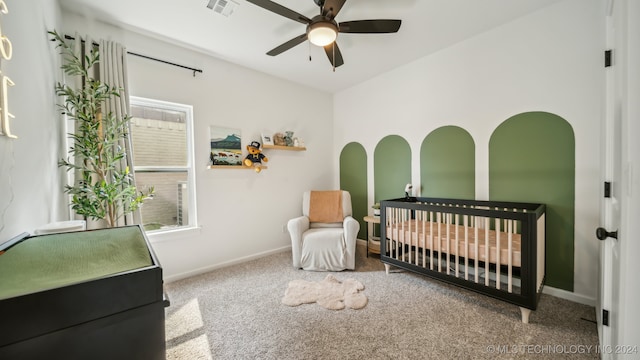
{"left": 164, "top": 245, "right": 292, "bottom": 283}
{"left": 542, "top": 285, "right": 596, "bottom": 307}
{"left": 166, "top": 242, "right": 368, "bottom": 283}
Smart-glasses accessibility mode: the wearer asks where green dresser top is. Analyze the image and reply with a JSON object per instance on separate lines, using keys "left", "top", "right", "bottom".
{"left": 0, "top": 226, "right": 153, "bottom": 300}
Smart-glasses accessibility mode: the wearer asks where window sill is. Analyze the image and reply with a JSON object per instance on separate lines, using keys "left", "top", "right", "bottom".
{"left": 146, "top": 225, "right": 201, "bottom": 243}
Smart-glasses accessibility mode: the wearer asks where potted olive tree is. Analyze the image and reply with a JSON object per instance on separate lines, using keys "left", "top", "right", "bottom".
{"left": 51, "top": 31, "right": 152, "bottom": 228}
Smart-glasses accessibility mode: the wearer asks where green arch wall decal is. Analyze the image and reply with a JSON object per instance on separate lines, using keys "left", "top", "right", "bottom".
{"left": 374, "top": 135, "right": 412, "bottom": 203}
{"left": 489, "top": 111, "right": 575, "bottom": 291}
{"left": 420, "top": 126, "right": 475, "bottom": 199}
{"left": 340, "top": 142, "right": 368, "bottom": 240}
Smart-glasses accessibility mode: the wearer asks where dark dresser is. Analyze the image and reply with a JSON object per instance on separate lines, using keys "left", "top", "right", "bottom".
{"left": 0, "top": 225, "right": 168, "bottom": 359}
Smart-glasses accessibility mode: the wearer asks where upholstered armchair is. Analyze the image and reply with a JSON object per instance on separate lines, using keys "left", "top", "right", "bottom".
{"left": 287, "top": 190, "right": 360, "bottom": 271}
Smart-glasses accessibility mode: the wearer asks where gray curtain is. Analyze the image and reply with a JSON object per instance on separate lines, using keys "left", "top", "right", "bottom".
{"left": 72, "top": 34, "right": 140, "bottom": 227}
{"left": 98, "top": 39, "right": 141, "bottom": 226}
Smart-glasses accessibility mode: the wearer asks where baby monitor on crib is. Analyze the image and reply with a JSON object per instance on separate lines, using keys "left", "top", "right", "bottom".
{"left": 404, "top": 183, "right": 413, "bottom": 199}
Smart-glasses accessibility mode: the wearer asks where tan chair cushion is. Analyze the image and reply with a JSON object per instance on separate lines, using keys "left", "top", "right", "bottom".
{"left": 308, "top": 190, "right": 343, "bottom": 223}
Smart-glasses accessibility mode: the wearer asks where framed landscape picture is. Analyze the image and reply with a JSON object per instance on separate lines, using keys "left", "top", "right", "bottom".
{"left": 210, "top": 126, "right": 242, "bottom": 166}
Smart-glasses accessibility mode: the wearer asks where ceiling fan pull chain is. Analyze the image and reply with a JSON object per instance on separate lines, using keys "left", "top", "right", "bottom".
{"left": 309, "top": 41, "right": 312, "bottom": 62}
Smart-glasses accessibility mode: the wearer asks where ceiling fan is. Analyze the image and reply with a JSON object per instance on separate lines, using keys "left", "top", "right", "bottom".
{"left": 245, "top": 0, "right": 402, "bottom": 69}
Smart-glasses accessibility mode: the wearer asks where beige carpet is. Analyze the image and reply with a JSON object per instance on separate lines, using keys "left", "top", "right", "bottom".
{"left": 164, "top": 245, "right": 599, "bottom": 359}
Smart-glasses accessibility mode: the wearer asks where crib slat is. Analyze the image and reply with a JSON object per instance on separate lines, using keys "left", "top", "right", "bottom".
{"left": 409, "top": 209, "right": 413, "bottom": 265}
{"left": 392, "top": 207, "right": 396, "bottom": 258}
{"left": 422, "top": 211, "right": 427, "bottom": 268}
{"left": 405, "top": 208, "right": 409, "bottom": 264}
{"left": 446, "top": 212, "right": 451, "bottom": 275}
{"left": 402, "top": 208, "right": 407, "bottom": 262}
{"left": 387, "top": 207, "right": 391, "bottom": 257}
{"left": 406, "top": 208, "right": 411, "bottom": 263}
{"left": 389, "top": 207, "right": 393, "bottom": 258}
{"left": 401, "top": 208, "right": 404, "bottom": 259}
{"left": 429, "top": 212, "right": 434, "bottom": 271}
{"left": 388, "top": 206, "right": 392, "bottom": 257}
{"left": 384, "top": 207, "right": 388, "bottom": 256}
{"left": 437, "top": 212, "right": 442, "bottom": 273}
{"left": 400, "top": 207, "right": 403, "bottom": 261}
{"left": 508, "top": 218, "right": 513, "bottom": 293}
{"left": 402, "top": 208, "right": 406, "bottom": 263}
{"left": 397, "top": 208, "right": 401, "bottom": 261}
{"left": 405, "top": 208, "right": 410, "bottom": 262}
{"left": 474, "top": 215, "right": 479, "bottom": 284}
{"left": 409, "top": 208, "right": 414, "bottom": 265}
{"left": 414, "top": 211, "right": 420, "bottom": 265}
{"left": 464, "top": 214, "right": 469, "bottom": 281}
{"left": 455, "top": 213, "right": 459, "bottom": 277}
{"left": 495, "top": 216, "right": 501, "bottom": 290}
{"left": 384, "top": 207, "right": 388, "bottom": 257}
{"left": 393, "top": 207, "right": 398, "bottom": 259}
{"left": 399, "top": 207, "right": 403, "bottom": 260}
{"left": 485, "top": 217, "right": 490, "bottom": 286}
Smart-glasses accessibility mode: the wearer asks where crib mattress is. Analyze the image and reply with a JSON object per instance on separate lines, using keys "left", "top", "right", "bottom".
{"left": 386, "top": 220, "right": 521, "bottom": 267}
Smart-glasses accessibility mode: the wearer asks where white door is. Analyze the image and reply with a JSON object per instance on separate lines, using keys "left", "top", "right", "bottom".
{"left": 598, "top": 0, "right": 640, "bottom": 358}
{"left": 597, "top": 0, "right": 621, "bottom": 356}
{"left": 615, "top": 1, "right": 640, "bottom": 357}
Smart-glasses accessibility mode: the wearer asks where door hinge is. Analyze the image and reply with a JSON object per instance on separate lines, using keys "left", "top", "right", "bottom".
{"left": 603, "top": 309, "right": 610, "bottom": 326}
{"left": 604, "top": 182, "right": 611, "bottom": 198}
{"left": 605, "top": 50, "right": 612, "bottom": 67}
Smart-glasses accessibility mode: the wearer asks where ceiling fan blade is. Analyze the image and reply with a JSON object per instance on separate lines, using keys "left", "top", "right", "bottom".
{"left": 323, "top": 42, "right": 344, "bottom": 68}
{"left": 339, "top": 19, "right": 402, "bottom": 33}
{"left": 266, "top": 34, "right": 308, "bottom": 56}
{"left": 322, "top": 0, "right": 346, "bottom": 19}
{"left": 246, "top": 0, "right": 311, "bottom": 24}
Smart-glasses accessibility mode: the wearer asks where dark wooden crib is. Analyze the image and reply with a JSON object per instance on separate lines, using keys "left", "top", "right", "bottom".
{"left": 380, "top": 197, "right": 546, "bottom": 323}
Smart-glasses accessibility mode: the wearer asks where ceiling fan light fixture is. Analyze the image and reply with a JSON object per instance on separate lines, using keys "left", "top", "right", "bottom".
{"left": 247, "top": 0, "right": 401, "bottom": 68}
{"left": 308, "top": 21, "right": 338, "bottom": 47}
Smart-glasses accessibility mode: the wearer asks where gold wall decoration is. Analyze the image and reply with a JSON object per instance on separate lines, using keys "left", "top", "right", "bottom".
{"left": 0, "top": 0, "right": 16, "bottom": 139}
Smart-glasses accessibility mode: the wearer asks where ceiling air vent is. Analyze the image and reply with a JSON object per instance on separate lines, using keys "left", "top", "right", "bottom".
{"left": 207, "top": 0, "right": 238, "bottom": 17}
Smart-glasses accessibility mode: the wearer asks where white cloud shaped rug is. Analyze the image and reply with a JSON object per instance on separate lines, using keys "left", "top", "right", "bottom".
{"left": 281, "top": 274, "right": 368, "bottom": 310}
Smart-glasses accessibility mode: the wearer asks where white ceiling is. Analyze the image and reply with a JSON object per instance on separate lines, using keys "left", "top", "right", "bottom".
{"left": 58, "top": 0, "right": 564, "bottom": 93}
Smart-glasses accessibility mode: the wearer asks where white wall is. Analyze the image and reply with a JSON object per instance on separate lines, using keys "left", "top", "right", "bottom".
{"left": 334, "top": 0, "right": 603, "bottom": 303}
{"left": 61, "top": 13, "right": 335, "bottom": 281}
{"left": 0, "top": 0, "right": 65, "bottom": 241}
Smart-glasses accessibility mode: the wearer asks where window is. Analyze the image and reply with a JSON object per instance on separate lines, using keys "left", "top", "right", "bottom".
{"left": 129, "top": 96, "right": 197, "bottom": 233}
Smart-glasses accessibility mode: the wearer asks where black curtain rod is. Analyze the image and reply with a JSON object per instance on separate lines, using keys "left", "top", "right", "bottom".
{"left": 62, "top": 34, "right": 203, "bottom": 77}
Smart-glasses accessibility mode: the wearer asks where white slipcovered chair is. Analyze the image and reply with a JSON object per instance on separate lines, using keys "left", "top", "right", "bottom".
{"left": 287, "top": 190, "right": 359, "bottom": 271}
